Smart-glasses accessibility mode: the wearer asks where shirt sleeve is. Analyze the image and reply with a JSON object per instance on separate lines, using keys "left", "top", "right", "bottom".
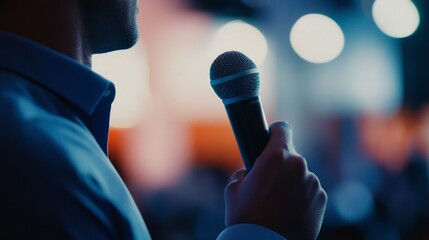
{"left": 0, "top": 110, "right": 150, "bottom": 240}
{"left": 217, "top": 224, "right": 286, "bottom": 240}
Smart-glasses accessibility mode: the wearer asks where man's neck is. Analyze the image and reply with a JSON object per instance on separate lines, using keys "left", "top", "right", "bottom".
{"left": 0, "top": 0, "right": 92, "bottom": 66}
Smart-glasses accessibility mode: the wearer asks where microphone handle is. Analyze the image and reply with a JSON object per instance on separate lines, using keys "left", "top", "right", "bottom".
{"left": 225, "top": 96, "right": 270, "bottom": 171}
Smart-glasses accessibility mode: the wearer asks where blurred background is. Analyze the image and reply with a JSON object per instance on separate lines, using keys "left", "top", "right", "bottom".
{"left": 92, "top": 0, "right": 429, "bottom": 239}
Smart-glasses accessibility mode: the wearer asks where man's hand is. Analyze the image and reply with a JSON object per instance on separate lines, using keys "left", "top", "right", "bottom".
{"left": 225, "top": 122, "right": 327, "bottom": 240}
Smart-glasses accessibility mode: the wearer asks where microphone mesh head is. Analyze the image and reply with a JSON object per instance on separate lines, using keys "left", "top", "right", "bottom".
{"left": 210, "top": 51, "right": 259, "bottom": 100}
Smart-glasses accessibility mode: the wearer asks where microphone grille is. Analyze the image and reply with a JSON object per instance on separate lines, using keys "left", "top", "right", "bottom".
{"left": 210, "top": 51, "right": 260, "bottom": 101}
{"left": 210, "top": 51, "right": 256, "bottom": 79}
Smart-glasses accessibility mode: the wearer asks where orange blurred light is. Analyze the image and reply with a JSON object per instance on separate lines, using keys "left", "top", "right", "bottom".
{"left": 358, "top": 110, "right": 414, "bottom": 172}
{"left": 191, "top": 122, "right": 243, "bottom": 172}
{"left": 415, "top": 106, "right": 429, "bottom": 159}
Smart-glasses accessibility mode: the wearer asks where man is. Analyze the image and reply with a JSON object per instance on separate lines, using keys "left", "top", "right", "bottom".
{"left": 0, "top": 0, "right": 327, "bottom": 239}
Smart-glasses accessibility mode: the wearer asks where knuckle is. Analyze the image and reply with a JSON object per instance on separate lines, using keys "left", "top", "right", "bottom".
{"left": 318, "top": 189, "right": 328, "bottom": 204}
{"left": 307, "top": 172, "right": 320, "bottom": 186}
{"left": 264, "top": 147, "right": 287, "bottom": 163}
{"left": 286, "top": 154, "right": 307, "bottom": 174}
{"left": 308, "top": 172, "right": 325, "bottom": 197}
{"left": 307, "top": 173, "right": 327, "bottom": 204}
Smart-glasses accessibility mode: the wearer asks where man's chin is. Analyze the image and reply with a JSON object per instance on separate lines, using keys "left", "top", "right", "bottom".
{"left": 93, "top": 30, "right": 139, "bottom": 54}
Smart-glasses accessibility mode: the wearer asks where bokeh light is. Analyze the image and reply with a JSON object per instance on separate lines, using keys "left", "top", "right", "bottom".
{"left": 211, "top": 20, "right": 268, "bottom": 65}
{"left": 305, "top": 34, "right": 402, "bottom": 115}
{"left": 332, "top": 181, "right": 374, "bottom": 223}
{"left": 290, "top": 14, "right": 345, "bottom": 64}
{"left": 372, "top": 0, "right": 420, "bottom": 38}
{"left": 92, "top": 45, "right": 151, "bottom": 128}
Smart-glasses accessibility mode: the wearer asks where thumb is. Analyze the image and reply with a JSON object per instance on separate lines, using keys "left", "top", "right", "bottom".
{"left": 266, "top": 121, "right": 297, "bottom": 154}
{"left": 250, "top": 121, "right": 298, "bottom": 173}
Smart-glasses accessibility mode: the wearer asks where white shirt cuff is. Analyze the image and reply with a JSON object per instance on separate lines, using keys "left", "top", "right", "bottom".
{"left": 217, "top": 224, "right": 286, "bottom": 240}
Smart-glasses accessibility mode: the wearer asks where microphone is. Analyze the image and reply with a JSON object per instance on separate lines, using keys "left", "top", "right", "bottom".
{"left": 210, "top": 51, "right": 270, "bottom": 171}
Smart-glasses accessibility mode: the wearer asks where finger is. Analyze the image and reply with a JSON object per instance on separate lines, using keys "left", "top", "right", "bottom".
{"left": 250, "top": 122, "right": 294, "bottom": 173}
{"left": 225, "top": 168, "right": 247, "bottom": 194}
{"left": 305, "top": 172, "right": 321, "bottom": 199}
{"left": 284, "top": 153, "right": 308, "bottom": 179}
{"left": 228, "top": 168, "right": 247, "bottom": 185}
{"left": 267, "top": 121, "right": 297, "bottom": 154}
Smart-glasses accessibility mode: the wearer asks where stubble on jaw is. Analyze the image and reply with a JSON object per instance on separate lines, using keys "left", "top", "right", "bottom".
{"left": 79, "top": 0, "right": 139, "bottom": 54}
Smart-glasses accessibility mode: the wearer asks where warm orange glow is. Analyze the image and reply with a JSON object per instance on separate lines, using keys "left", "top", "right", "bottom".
{"left": 108, "top": 128, "right": 132, "bottom": 181}
{"left": 415, "top": 106, "right": 429, "bottom": 159}
{"left": 358, "top": 111, "right": 414, "bottom": 172}
{"left": 191, "top": 122, "right": 243, "bottom": 172}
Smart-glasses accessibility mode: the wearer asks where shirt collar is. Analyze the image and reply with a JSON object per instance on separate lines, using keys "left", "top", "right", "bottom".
{"left": 0, "top": 31, "right": 114, "bottom": 116}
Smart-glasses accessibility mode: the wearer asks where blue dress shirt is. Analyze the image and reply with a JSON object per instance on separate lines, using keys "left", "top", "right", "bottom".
{"left": 0, "top": 31, "right": 285, "bottom": 240}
